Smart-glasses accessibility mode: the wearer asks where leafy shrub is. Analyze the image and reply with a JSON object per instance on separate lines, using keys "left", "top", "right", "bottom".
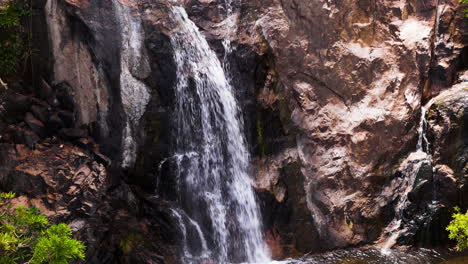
{"left": 0, "top": 0, "right": 30, "bottom": 77}
{"left": 462, "top": 0, "right": 468, "bottom": 17}
{"left": 0, "top": 192, "right": 86, "bottom": 264}
{"left": 446, "top": 206, "right": 468, "bottom": 251}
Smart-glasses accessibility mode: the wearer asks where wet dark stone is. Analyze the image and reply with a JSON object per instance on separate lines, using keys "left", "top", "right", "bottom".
{"left": 39, "top": 80, "right": 59, "bottom": 107}
{"left": 31, "top": 104, "right": 50, "bottom": 123}
{"left": 3, "top": 170, "right": 47, "bottom": 197}
{"left": 58, "top": 110, "right": 75, "bottom": 128}
{"left": 24, "top": 112, "right": 47, "bottom": 138}
{"left": 408, "top": 179, "right": 431, "bottom": 204}
{"left": 59, "top": 128, "right": 88, "bottom": 140}
{"left": 2, "top": 93, "right": 32, "bottom": 123}
{"left": 47, "top": 113, "right": 65, "bottom": 133}
{"left": 23, "top": 130, "right": 40, "bottom": 149}
{"left": 54, "top": 81, "right": 75, "bottom": 111}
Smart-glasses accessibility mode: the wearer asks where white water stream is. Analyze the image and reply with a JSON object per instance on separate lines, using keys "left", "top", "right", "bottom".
{"left": 169, "top": 5, "right": 270, "bottom": 263}
{"left": 381, "top": 98, "right": 437, "bottom": 253}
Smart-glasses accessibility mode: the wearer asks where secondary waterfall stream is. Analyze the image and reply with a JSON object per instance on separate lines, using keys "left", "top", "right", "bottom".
{"left": 381, "top": 98, "right": 438, "bottom": 252}
{"left": 168, "top": 5, "right": 270, "bottom": 263}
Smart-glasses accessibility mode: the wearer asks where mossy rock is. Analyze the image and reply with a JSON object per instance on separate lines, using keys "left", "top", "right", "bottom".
{"left": 119, "top": 232, "right": 144, "bottom": 256}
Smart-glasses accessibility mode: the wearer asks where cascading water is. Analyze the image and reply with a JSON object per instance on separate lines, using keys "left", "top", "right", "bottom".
{"left": 416, "top": 98, "right": 435, "bottom": 154}
{"left": 381, "top": 98, "right": 437, "bottom": 252}
{"left": 167, "top": 5, "right": 270, "bottom": 263}
{"left": 220, "top": 0, "right": 239, "bottom": 66}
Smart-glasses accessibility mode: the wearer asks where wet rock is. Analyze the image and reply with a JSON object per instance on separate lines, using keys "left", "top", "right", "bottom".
{"left": 2, "top": 170, "right": 48, "bottom": 197}
{"left": 59, "top": 128, "right": 88, "bottom": 140}
{"left": 427, "top": 82, "right": 468, "bottom": 206}
{"left": 40, "top": 78, "right": 53, "bottom": 99}
{"left": 31, "top": 104, "right": 50, "bottom": 123}
{"left": 58, "top": 110, "right": 75, "bottom": 128}
{"left": 0, "top": 138, "right": 177, "bottom": 262}
{"left": 53, "top": 81, "right": 75, "bottom": 111}
{"left": 1, "top": 93, "right": 32, "bottom": 123}
{"left": 434, "top": 165, "right": 458, "bottom": 206}
{"left": 240, "top": 0, "right": 468, "bottom": 253}
{"left": 46, "top": 113, "right": 65, "bottom": 132}
{"left": 24, "top": 112, "right": 47, "bottom": 138}
{"left": 23, "top": 130, "right": 40, "bottom": 149}
{"left": 427, "top": 83, "right": 468, "bottom": 177}
{"left": 40, "top": 78, "right": 59, "bottom": 107}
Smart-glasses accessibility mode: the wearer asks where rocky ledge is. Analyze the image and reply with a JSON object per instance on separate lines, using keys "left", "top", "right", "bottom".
{"left": 0, "top": 83, "right": 180, "bottom": 263}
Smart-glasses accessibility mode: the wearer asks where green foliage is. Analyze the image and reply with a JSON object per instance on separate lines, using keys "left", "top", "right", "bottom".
{"left": 462, "top": 0, "right": 468, "bottom": 17}
{"left": 0, "top": 192, "right": 86, "bottom": 264}
{"left": 31, "top": 224, "right": 86, "bottom": 264}
{"left": 0, "top": 0, "right": 30, "bottom": 77}
{"left": 446, "top": 206, "right": 468, "bottom": 251}
{"left": 256, "top": 111, "right": 266, "bottom": 157}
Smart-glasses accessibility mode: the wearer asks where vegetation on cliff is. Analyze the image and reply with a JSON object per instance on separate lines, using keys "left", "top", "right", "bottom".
{"left": 462, "top": 0, "right": 468, "bottom": 16}
{"left": 447, "top": 207, "right": 468, "bottom": 251}
{"left": 0, "top": 0, "right": 31, "bottom": 78}
{"left": 0, "top": 192, "right": 86, "bottom": 264}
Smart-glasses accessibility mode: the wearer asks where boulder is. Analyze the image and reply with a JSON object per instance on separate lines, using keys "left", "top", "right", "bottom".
{"left": 46, "top": 113, "right": 65, "bottom": 133}
{"left": 1, "top": 93, "right": 32, "bottom": 123}
{"left": 24, "top": 112, "right": 47, "bottom": 138}
{"left": 53, "top": 81, "right": 75, "bottom": 111}
{"left": 58, "top": 110, "right": 75, "bottom": 128}
{"left": 31, "top": 104, "right": 50, "bottom": 123}
{"left": 23, "top": 130, "right": 40, "bottom": 149}
{"left": 0, "top": 138, "right": 178, "bottom": 263}
{"left": 59, "top": 128, "right": 88, "bottom": 140}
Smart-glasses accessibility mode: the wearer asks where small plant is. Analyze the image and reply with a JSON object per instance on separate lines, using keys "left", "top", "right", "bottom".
{"left": 0, "top": 0, "right": 31, "bottom": 77}
{"left": 446, "top": 206, "right": 468, "bottom": 251}
{"left": 0, "top": 192, "right": 86, "bottom": 263}
{"left": 462, "top": 0, "right": 468, "bottom": 17}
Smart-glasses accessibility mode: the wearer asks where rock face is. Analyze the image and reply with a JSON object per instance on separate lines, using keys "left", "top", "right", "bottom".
{"left": 0, "top": 87, "right": 181, "bottom": 263}
{"left": 243, "top": 0, "right": 468, "bottom": 256}
{"left": 428, "top": 79, "right": 468, "bottom": 209}
{"left": 3, "top": 0, "right": 467, "bottom": 262}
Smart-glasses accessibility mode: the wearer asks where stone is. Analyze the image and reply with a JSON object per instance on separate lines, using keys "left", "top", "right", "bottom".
{"left": 31, "top": 104, "right": 50, "bottom": 123}
{"left": 40, "top": 78, "right": 59, "bottom": 107}
{"left": 24, "top": 112, "right": 47, "bottom": 138}
{"left": 58, "top": 128, "right": 88, "bottom": 140}
{"left": 2, "top": 93, "right": 32, "bottom": 123}
{"left": 46, "top": 113, "right": 65, "bottom": 133}
{"left": 58, "top": 110, "right": 75, "bottom": 128}
{"left": 23, "top": 130, "right": 40, "bottom": 149}
{"left": 54, "top": 81, "right": 75, "bottom": 111}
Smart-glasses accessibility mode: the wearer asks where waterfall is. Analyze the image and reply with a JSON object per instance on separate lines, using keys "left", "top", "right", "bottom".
{"left": 168, "top": 6, "right": 270, "bottom": 263}
{"left": 220, "top": 0, "right": 239, "bottom": 65}
{"left": 380, "top": 99, "right": 437, "bottom": 252}
{"left": 416, "top": 98, "right": 435, "bottom": 153}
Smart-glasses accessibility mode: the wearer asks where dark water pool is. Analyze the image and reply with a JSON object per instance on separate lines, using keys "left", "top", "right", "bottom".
{"left": 269, "top": 248, "right": 468, "bottom": 264}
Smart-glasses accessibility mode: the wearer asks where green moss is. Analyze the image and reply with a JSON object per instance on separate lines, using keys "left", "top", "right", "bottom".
{"left": 150, "top": 120, "right": 160, "bottom": 145}
{"left": 462, "top": 0, "right": 468, "bottom": 17}
{"left": 278, "top": 98, "right": 292, "bottom": 125}
{"left": 256, "top": 111, "right": 266, "bottom": 157}
{"left": 0, "top": 1, "right": 31, "bottom": 77}
{"left": 119, "top": 233, "right": 143, "bottom": 256}
{"left": 427, "top": 108, "right": 436, "bottom": 119}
